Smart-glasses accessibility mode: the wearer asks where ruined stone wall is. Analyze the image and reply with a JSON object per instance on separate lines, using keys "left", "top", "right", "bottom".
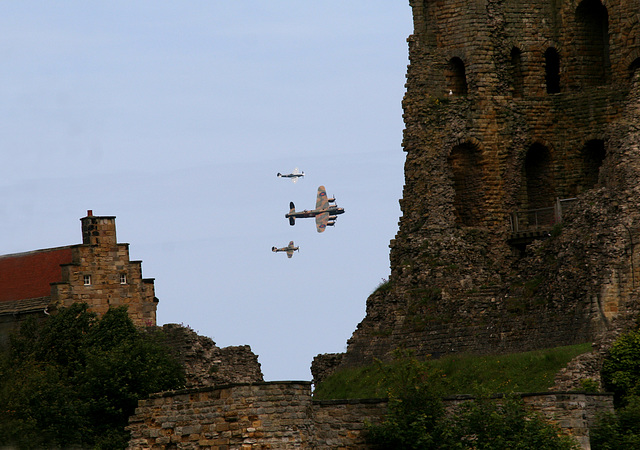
{"left": 336, "top": 0, "right": 640, "bottom": 372}
{"left": 157, "top": 323, "right": 263, "bottom": 388}
{"left": 126, "top": 382, "right": 612, "bottom": 450}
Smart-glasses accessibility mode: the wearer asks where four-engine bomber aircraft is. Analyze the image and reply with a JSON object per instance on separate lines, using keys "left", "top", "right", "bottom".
{"left": 272, "top": 241, "right": 299, "bottom": 258}
{"left": 285, "top": 185, "right": 345, "bottom": 232}
{"left": 277, "top": 168, "right": 304, "bottom": 183}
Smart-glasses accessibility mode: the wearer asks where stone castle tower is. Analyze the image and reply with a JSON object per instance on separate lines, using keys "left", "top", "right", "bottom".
{"left": 315, "top": 0, "right": 640, "bottom": 376}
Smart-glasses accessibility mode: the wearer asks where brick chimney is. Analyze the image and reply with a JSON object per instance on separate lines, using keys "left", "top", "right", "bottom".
{"left": 81, "top": 210, "right": 117, "bottom": 246}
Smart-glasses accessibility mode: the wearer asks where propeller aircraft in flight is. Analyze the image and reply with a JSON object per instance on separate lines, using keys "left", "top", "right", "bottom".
{"left": 277, "top": 168, "right": 304, "bottom": 183}
{"left": 272, "top": 241, "right": 299, "bottom": 258}
{"left": 285, "top": 185, "right": 345, "bottom": 232}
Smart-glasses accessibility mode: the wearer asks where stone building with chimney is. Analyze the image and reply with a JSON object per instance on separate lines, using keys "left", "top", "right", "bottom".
{"left": 0, "top": 210, "right": 157, "bottom": 345}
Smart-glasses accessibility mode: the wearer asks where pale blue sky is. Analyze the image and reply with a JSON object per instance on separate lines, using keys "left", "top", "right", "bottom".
{"left": 0, "top": 2, "right": 412, "bottom": 381}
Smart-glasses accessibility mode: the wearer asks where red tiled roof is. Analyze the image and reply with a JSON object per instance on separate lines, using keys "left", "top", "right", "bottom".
{"left": 0, "top": 247, "right": 73, "bottom": 302}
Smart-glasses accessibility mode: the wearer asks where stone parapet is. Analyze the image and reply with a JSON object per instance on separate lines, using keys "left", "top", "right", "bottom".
{"left": 127, "top": 383, "right": 612, "bottom": 449}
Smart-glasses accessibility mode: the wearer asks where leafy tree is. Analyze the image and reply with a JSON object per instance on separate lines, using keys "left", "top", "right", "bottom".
{"left": 601, "top": 326, "right": 640, "bottom": 405}
{"left": 590, "top": 395, "right": 640, "bottom": 450}
{"left": 445, "top": 395, "right": 580, "bottom": 450}
{"left": 0, "top": 303, "right": 185, "bottom": 449}
{"left": 366, "top": 351, "right": 579, "bottom": 450}
{"left": 591, "top": 326, "right": 640, "bottom": 449}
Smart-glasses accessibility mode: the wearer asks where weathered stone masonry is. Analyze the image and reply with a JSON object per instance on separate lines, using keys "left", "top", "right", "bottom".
{"left": 329, "top": 0, "right": 640, "bottom": 378}
{"left": 126, "top": 382, "right": 612, "bottom": 449}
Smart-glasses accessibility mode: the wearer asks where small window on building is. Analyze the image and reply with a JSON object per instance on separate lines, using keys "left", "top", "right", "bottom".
{"left": 510, "top": 47, "right": 524, "bottom": 98}
{"left": 84, "top": 275, "right": 92, "bottom": 286}
{"left": 575, "top": 0, "right": 610, "bottom": 86}
{"left": 445, "top": 57, "right": 468, "bottom": 96}
{"left": 120, "top": 273, "right": 127, "bottom": 284}
{"left": 545, "top": 47, "right": 561, "bottom": 94}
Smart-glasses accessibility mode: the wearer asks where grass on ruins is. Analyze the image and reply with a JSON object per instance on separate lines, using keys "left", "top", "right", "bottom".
{"left": 312, "top": 343, "right": 593, "bottom": 400}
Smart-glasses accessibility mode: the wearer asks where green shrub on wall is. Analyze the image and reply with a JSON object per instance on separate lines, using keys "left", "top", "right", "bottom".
{"left": 365, "top": 352, "right": 580, "bottom": 450}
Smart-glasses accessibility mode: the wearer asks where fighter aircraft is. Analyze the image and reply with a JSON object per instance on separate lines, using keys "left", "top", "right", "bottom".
{"left": 272, "top": 241, "right": 299, "bottom": 258}
{"left": 277, "top": 168, "right": 304, "bottom": 183}
{"left": 285, "top": 185, "right": 345, "bottom": 232}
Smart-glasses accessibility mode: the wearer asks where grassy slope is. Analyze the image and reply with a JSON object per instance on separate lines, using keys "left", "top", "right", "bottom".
{"left": 313, "top": 343, "right": 593, "bottom": 400}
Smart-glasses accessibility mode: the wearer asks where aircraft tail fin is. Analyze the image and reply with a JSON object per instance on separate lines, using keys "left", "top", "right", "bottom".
{"left": 288, "top": 202, "right": 296, "bottom": 226}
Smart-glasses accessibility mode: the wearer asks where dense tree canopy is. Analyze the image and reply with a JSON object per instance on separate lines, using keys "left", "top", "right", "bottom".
{"left": 590, "top": 325, "right": 640, "bottom": 449}
{"left": 0, "top": 303, "right": 185, "bottom": 449}
{"left": 601, "top": 325, "right": 640, "bottom": 405}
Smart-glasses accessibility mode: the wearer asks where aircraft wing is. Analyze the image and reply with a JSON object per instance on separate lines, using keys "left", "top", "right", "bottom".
{"left": 315, "top": 212, "right": 329, "bottom": 233}
{"left": 286, "top": 250, "right": 294, "bottom": 258}
{"left": 316, "top": 185, "right": 329, "bottom": 210}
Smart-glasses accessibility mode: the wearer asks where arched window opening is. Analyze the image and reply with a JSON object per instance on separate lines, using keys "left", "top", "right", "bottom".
{"left": 580, "top": 139, "right": 605, "bottom": 191}
{"left": 630, "top": 58, "right": 640, "bottom": 82}
{"left": 544, "top": 48, "right": 561, "bottom": 94}
{"left": 510, "top": 47, "right": 524, "bottom": 98}
{"left": 575, "top": 0, "right": 610, "bottom": 86}
{"left": 448, "top": 143, "right": 484, "bottom": 226}
{"left": 446, "top": 57, "right": 468, "bottom": 96}
{"left": 525, "top": 144, "right": 556, "bottom": 210}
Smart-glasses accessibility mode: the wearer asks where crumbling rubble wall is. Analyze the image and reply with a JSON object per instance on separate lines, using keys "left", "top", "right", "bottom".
{"left": 157, "top": 323, "right": 263, "bottom": 387}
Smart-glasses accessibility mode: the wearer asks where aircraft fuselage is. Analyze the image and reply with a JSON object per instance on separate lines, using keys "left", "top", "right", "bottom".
{"left": 285, "top": 206, "right": 344, "bottom": 219}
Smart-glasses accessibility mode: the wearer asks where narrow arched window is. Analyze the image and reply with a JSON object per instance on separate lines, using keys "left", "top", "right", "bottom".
{"left": 580, "top": 139, "right": 605, "bottom": 191}
{"left": 575, "top": 0, "right": 609, "bottom": 86}
{"left": 448, "top": 143, "right": 484, "bottom": 226}
{"left": 525, "top": 144, "right": 555, "bottom": 210}
{"left": 545, "top": 48, "right": 561, "bottom": 94}
{"left": 510, "top": 47, "right": 524, "bottom": 98}
{"left": 445, "top": 57, "right": 468, "bottom": 96}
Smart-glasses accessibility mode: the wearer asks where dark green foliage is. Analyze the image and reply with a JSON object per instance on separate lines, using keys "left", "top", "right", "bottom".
{"left": 365, "top": 352, "right": 579, "bottom": 450}
{"left": 443, "top": 395, "right": 580, "bottom": 450}
{"left": 590, "top": 396, "right": 640, "bottom": 450}
{"left": 366, "top": 352, "right": 449, "bottom": 448}
{"left": 601, "top": 326, "right": 640, "bottom": 405}
{"left": 0, "top": 303, "right": 185, "bottom": 449}
{"left": 591, "top": 327, "right": 640, "bottom": 448}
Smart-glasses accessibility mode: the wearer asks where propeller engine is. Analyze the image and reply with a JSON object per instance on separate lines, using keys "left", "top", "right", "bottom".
{"left": 327, "top": 221, "right": 336, "bottom": 227}
{"left": 328, "top": 215, "right": 338, "bottom": 221}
